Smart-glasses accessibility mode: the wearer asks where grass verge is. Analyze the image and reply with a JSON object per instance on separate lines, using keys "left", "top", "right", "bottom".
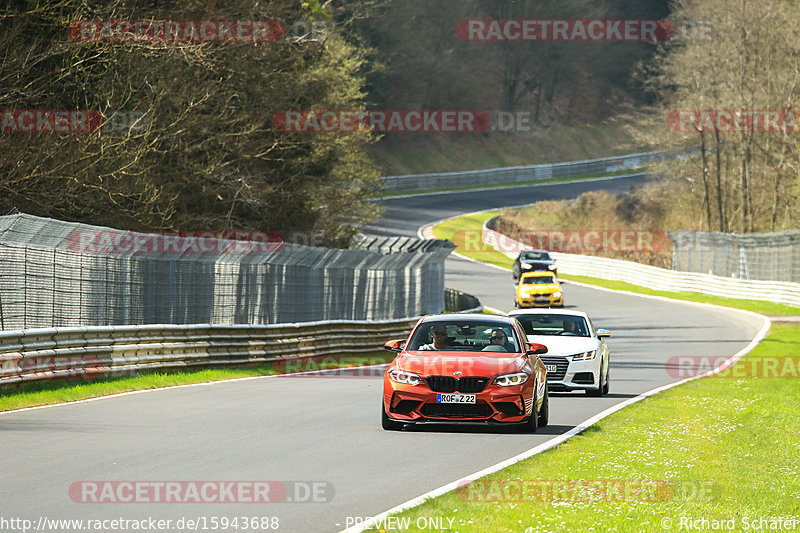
{"left": 360, "top": 204, "right": 800, "bottom": 533}
{"left": 368, "top": 324, "right": 800, "bottom": 532}
{"left": 362, "top": 211, "right": 800, "bottom": 532}
{"left": 0, "top": 353, "right": 393, "bottom": 413}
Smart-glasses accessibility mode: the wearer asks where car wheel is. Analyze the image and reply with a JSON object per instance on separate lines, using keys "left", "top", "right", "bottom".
{"left": 602, "top": 366, "right": 610, "bottom": 395}
{"left": 586, "top": 358, "right": 607, "bottom": 397}
{"left": 518, "top": 387, "right": 540, "bottom": 433}
{"left": 514, "top": 299, "right": 520, "bottom": 308}
{"left": 537, "top": 383, "right": 549, "bottom": 427}
{"left": 381, "top": 404, "right": 403, "bottom": 430}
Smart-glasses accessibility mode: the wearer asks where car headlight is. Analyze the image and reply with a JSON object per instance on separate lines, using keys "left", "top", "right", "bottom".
{"left": 389, "top": 369, "right": 424, "bottom": 385}
{"left": 493, "top": 372, "right": 529, "bottom": 386}
{"left": 553, "top": 291, "right": 562, "bottom": 298}
{"left": 573, "top": 350, "right": 597, "bottom": 361}
{"left": 548, "top": 264, "right": 557, "bottom": 270}
{"left": 521, "top": 262, "right": 533, "bottom": 269}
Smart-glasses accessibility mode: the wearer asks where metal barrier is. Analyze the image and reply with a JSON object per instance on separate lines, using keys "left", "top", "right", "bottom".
{"left": 380, "top": 147, "right": 695, "bottom": 192}
{"left": 482, "top": 219, "right": 800, "bottom": 308}
{"left": 0, "top": 213, "right": 455, "bottom": 329}
{"left": 0, "top": 288, "right": 482, "bottom": 386}
{"left": 444, "top": 288, "right": 483, "bottom": 313}
{"left": 670, "top": 230, "right": 800, "bottom": 282}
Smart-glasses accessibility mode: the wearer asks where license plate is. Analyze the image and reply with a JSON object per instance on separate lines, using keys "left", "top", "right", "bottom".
{"left": 437, "top": 393, "right": 476, "bottom": 404}
{"left": 545, "top": 365, "right": 558, "bottom": 373}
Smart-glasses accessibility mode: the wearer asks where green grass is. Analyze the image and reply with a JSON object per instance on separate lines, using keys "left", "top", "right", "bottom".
{"left": 432, "top": 211, "right": 800, "bottom": 316}
{"left": 560, "top": 274, "right": 800, "bottom": 316}
{"left": 376, "top": 169, "right": 645, "bottom": 199}
{"left": 360, "top": 212, "right": 800, "bottom": 532}
{"left": 0, "top": 353, "right": 393, "bottom": 413}
{"left": 369, "top": 325, "right": 800, "bottom": 532}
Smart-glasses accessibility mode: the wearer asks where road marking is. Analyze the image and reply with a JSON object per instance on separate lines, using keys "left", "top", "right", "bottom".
{"left": 342, "top": 311, "right": 770, "bottom": 533}
{"left": 338, "top": 215, "right": 775, "bottom": 533}
{"left": 0, "top": 364, "right": 387, "bottom": 416}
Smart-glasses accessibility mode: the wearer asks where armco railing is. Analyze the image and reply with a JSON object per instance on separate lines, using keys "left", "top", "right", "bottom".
{"left": 380, "top": 147, "right": 695, "bottom": 192}
{"left": 444, "top": 288, "right": 482, "bottom": 313}
{"left": 0, "top": 288, "right": 481, "bottom": 386}
{"left": 0, "top": 213, "right": 455, "bottom": 329}
{"left": 482, "top": 219, "right": 800, "bottom": 308}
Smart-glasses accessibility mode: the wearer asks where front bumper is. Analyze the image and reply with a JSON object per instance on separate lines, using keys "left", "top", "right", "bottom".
{"left": 517, "top": 293, "right": 563, "bottom": 307}
{"left": 384, "top": 381, "right": 535, "bottom": 424}
{"left": 541, "top": 355, "right": 600, "bottom": 392}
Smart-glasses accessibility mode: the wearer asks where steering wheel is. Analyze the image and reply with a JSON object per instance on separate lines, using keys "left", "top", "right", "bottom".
{"left": 481, "top": 344, "right": 508, "bottom": 352}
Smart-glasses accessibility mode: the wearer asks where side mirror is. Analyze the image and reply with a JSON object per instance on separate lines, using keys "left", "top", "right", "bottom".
{"left": 383, "top": 339, "right": 405, "bottom": 352}
{"left": 526, "top": 342, "right": 548, "bottom": 355}
{"left": 596, "top": 329, "right": 611, "bottom": 338}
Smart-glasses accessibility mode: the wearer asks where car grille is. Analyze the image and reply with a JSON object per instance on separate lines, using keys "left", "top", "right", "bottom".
{"left": 493, "top": 402, "right": 524, "bottom": 416}
{"left": 541, "top": 356, "right": 569, "bottom": 381}
{"left": 420, "top": 403, "right": 493, "bottom": 418}
{"left": 425, "top": 376, "right": 490, "bottom": 393}
{"left": 390, "top": 400, "right": 421, "bottom": 414}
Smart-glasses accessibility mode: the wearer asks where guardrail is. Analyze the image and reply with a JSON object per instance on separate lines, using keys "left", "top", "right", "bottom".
{"left": 444, "top": 288, "right": 483, "bottom": 313}
{"left": 482, "top": 219, "right": 800, "bottom": 308}
{"left": 0, "top": 288, "right": 481, "bottom": 386}
{"left": 0, "top": 213, "right": 456, "bottom": 329}
{"left": 380, "top": 147, "right": 695, "bottom": 192}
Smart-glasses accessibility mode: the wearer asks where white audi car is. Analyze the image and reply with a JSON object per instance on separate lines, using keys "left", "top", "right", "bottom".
{"left": 507, "top": 309, "right": 610, "bottom": 396}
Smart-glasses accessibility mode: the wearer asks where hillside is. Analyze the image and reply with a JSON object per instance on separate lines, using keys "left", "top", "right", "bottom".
{"left": 345, "top": 0, "right": 671, "bottom": 174}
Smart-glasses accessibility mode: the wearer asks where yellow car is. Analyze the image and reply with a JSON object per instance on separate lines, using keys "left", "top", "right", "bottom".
{"left": 515, "top": 271, "right": 564, "bottom": 308}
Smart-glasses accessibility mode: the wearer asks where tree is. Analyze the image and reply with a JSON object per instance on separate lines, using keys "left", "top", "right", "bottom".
{"left": 637, "top": 0, "right": 800, "bottom": 232}
{"left": 0, "top": 0, "right": 380, "bottom": 245}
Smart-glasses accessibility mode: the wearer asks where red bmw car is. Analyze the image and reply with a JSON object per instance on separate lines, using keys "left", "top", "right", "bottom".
{"left": 382, "top": 314, "right": 549, "bottom": 431}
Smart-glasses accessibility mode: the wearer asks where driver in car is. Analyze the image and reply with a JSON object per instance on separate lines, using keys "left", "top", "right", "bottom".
{"left": 489, "top": 329, "right": 515, "bottom": 351}
{"left": 418, "top": 325, "right": 449, "bottom": 350}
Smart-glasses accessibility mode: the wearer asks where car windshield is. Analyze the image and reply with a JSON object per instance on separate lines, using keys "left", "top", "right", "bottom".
{"left": 515, "top": 315, "right": 590, "bottom": 337}
{"left": 407, "top": 322, "right": 521, "bottom": 352}
{"left": 520, "top": 251, "right": 551, "bottom": 261}
{"left": 522, "top": 275, "right": 555, "bottom": 285}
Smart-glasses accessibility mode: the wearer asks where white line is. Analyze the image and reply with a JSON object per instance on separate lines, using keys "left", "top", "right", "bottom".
{"left": 339, "top": 214, "right": 776, "bottom": 533}
{"left": 0, "top": 364, "right": 388, "bottom": 416}
{"left": 343, "top": 313, "right": 771, "bottom": 533}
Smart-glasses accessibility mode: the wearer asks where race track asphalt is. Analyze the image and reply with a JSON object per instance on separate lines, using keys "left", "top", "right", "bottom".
{"left": 0, "top": 175, "right": 765, "bottom": 533}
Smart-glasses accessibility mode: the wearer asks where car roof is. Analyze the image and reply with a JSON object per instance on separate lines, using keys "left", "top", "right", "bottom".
{"left": 420, "top": 313, "right": 516, "bottom": 325}
{"left": 507, "top": 308, "right": 590, "bottom": 319}
{"left": 520, "top": 270, "right": 556, "bottom": 276}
